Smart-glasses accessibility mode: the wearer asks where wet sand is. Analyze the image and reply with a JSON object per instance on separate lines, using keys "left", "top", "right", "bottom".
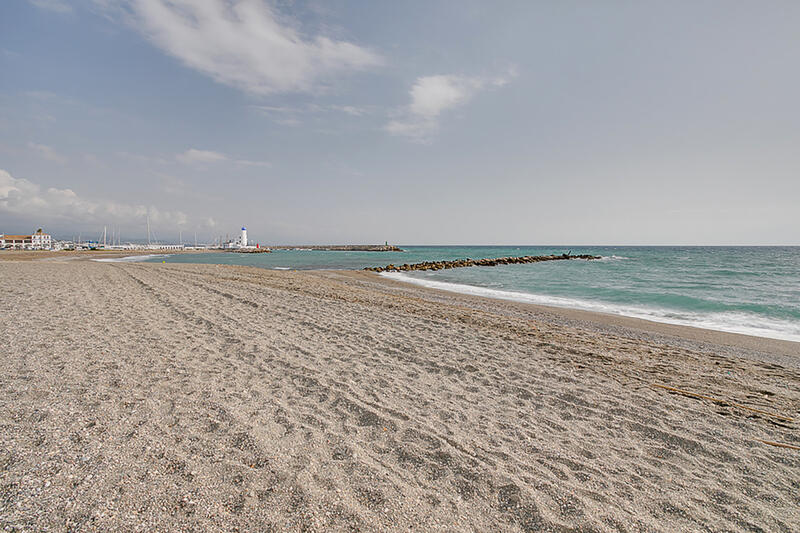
{"left": 349, "top": 270, "right": 800, "bottom": 365}
{"left": 1, "top": 261, "right": 798, "bottom": 531}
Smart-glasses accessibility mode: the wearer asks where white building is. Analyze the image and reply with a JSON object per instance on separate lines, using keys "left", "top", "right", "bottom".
{"left": 0, "top": 234, "right": 30, "bottom": 249}
{"left": 222, "top": 226, "right": 251, "bottom": 249}
{"left": 0, "top": 229, "right": 52, "bottom": 250}
{"left": 31, "top": 229, "right": 52, "bottom": 250}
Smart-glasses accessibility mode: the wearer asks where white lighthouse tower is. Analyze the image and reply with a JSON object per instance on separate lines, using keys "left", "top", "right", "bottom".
{"left": 240, "top": 226, "right": 247, "bottom": 248}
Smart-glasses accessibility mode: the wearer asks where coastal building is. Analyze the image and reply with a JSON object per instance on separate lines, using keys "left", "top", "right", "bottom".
{"left": 31, "top": 229, "right": 52, "bottom": 250}
{"left": 1, "top": 234, "right": 31, "bottom": 249}
{"left": 222, "top": 226, "right": 251, "bottom": 249}
{"left": 0, "top": 229, "right": 52, "bottom": 250}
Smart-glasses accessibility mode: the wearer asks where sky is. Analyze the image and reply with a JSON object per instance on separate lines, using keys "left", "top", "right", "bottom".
{"left": 1, "top": 0, "right": 799, "bottom": 245}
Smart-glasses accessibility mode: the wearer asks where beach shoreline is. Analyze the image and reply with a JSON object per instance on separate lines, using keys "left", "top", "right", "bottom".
{"left": 341, "top": 270, "right": 800, "bottom": 364}
{"left": 2, "top": 261, "right": 798, "bottom": 531}
{"left": 0, "top": 249, "right": 224, "bottom": 262}
{"left": 6, "top": 247, "right": 797, "bottom": 353}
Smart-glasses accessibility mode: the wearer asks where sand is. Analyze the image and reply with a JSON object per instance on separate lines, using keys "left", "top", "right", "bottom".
{"left": 1, "top": 261, "right": 798, "bottom": 532}
{"left": 0, "top": 249, "right": 221, "bottom": 262}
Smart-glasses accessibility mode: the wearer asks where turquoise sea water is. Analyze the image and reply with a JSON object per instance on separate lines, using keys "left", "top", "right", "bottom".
{"left": 142, "top": 246, "right": 800, "bottom": 342}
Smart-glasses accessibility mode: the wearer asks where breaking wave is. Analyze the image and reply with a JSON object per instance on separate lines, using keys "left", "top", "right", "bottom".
{"left": 382, "top": 272, "right": 800, "bottom": 342}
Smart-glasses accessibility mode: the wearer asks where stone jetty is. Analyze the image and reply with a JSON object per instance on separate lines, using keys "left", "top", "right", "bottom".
{"left": 272, "top": 245, "right": 404, "bottom": 252}
{"left": 227, "top": 248, "right": 272, "bottom": 253}
{"left": 364, "top": 253, "right": 600, "bottom": 273}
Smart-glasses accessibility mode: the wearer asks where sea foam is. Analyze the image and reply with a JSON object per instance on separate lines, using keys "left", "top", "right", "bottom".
{"left": 91, "top": 254, "right": 169, "bottom": 263}
{"left": 382, "top": 271, "right": 800, "bottom": 342}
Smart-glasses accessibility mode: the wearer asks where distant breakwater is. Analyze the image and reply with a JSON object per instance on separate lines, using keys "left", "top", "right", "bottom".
{"left": 364, "top": 253, "right": 600, "bottom": 273}
{"left": 272, "top": 245, "right": 404, "bottom": 252}
{"left": 226, "top": 248, "right": 271, "bottom": 254}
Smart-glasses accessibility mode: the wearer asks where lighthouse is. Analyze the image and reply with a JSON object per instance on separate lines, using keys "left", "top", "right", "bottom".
{"left": 241, "top": 227, "right": 247, "bottom": 247}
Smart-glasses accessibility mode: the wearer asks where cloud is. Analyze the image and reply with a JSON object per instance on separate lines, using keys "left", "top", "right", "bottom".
{"left": 115, "top": 151, "right": 169, "bottom": 165}
{"left": 176, "top": 148, "right": 227, "bottom": 165}
{"left": 251, "top": 102, "right": 370, "bottom": 127}
{"left": 254, "top": 104, "right": 369, "bottom": 116}
{"left": 0, "top": 168, "right": 188, "bottom": 230}
{"left": 176, "top": 148, "right": 269, "bottom": 168}
{"left": 235, "top": 159, "right": 271, "bottom": 168}
{"left": 331, "top": 105, "right": 366, "bottom": 116}
{"left": 158, "top": 174, "right": 187, "bottom": 195}
{"left": 274, "top": 117, "right": 302, "bottom": 127}
{"left": 28, "top": 0, "right": 73, "bottom": 13}
{"left": 386, "top": 73, "right": 513, "bottom": 141}
{"left": 110, "top": 0, "right": 382, "bottom": 95}
{"left": 28, "top": 142, "right": 67, "bottom": 164}
{"left": 83, "top": 154, "right": 108, "bottom": 169}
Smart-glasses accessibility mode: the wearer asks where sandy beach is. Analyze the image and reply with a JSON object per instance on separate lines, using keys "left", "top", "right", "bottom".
{"left": 1, "top": 260, "right": 798, "bottom": 532}
{"left": 0, "top": 249, "right": 222, "bottom": 262}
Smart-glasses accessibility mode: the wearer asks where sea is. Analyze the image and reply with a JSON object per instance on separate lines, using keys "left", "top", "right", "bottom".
{"left": 141, "top": 246, "right": 800, "bottom": 342}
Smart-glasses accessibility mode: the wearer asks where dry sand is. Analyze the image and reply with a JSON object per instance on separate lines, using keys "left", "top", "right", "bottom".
{"left": 1, "top": 261, "right": 798, "bottom": 532}
{"left": 0, "top": 249, "right": 220, "bottom": 262}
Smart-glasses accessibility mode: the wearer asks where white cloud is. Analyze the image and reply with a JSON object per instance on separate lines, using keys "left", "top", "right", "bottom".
{"left": 176, "top": 148, "right": 269, "bottom": 168}
{"left": 158, "top": 174, "right": 187, "bottom": 195}
{"left": 110, "top": 0, "right": 382, "bottom": 95}
{"left": 251, "top": 102, "right": 370, "bottom": 127}
{"left": 254, "top": 103, "right": 369, "bottom": 116}
{"left": 28, "top": 0, "right": 73, "bottom": 13}
{"left": 235, "top": 159, "right": 271, "bottom": 168}
{"left": 28, "top": 142, "right": 67, "bottom": 164}
{"left": 0, "top": 168, "right": 188, "bottom": 229}
{"left": 83, "top": 154, "right": 108, "bottom": 169}
{"left": 386, "top": 73, "right": 513, "bottom": 141}
{"left": 115, "top": 151, "right": 169, "bottom": 165}
{"left": 274, "top": 117, "right": 302, "bottom": 127}
{"left": 331, "top": 105, "right": 367, "bottom": 116}
{"left": 176, "top": 148, "right": 228, "bottom": 165}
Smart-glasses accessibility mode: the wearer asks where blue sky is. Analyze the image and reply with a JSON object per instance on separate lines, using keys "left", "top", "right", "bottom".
{"left": 1, "top": 0, "right": 799, "bottom": 244}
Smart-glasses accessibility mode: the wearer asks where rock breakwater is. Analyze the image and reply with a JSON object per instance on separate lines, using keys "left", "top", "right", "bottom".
{"left": 272, "top": 245, "right": 404, "bottom": 252}
{"left": 364, "top": 253, "right": 600, "bottom": 273}
{"left": 227, "top": 248, "right": 272, "bottom": 253}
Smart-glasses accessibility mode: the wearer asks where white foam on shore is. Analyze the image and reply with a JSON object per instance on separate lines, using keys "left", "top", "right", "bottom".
{"left": 92, "top": 254, "right": 169, "bottom": 263}
{"left": 381, "top": 272, "right": 800, "bottom": 342}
